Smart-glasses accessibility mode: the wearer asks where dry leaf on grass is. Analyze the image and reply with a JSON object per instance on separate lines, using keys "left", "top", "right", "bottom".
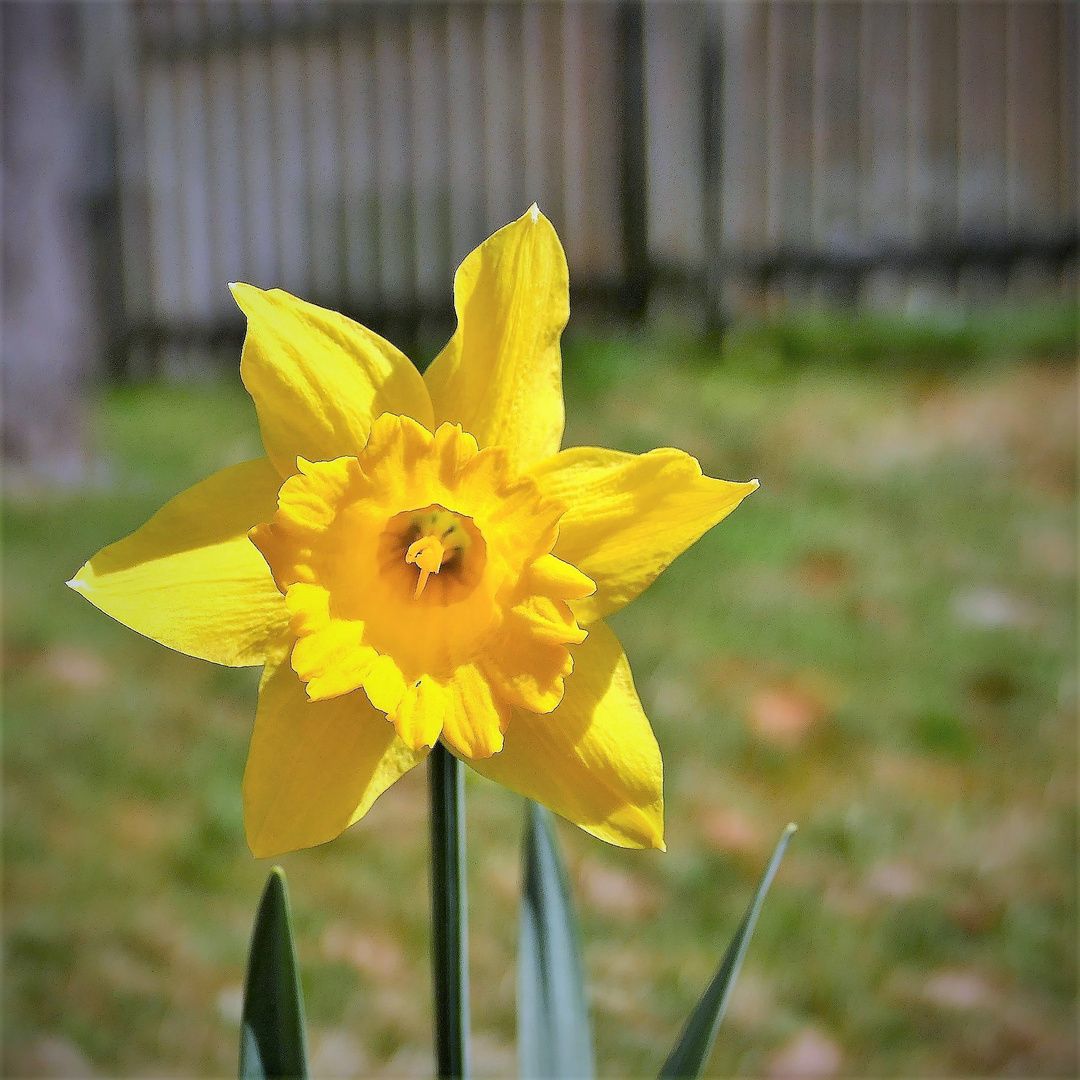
{"left": 576, "top": 860, "right": 660, "bottom": 920}
{"left": 749, "top": 686, "right": 824, "bottom": 748}
{"left": 767, "top": 1027, "right": 844, "bottom": 1079}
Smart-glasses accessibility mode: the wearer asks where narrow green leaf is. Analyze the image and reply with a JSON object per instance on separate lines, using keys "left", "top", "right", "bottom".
{"left": 658, "top": 824, "right": 797, "bottom": 1080}
{"left": 518, "top": 801, "right": 595, "bottom": 1080}
{"left": 239, "top": 866, "right": 308, "bottom": 1080}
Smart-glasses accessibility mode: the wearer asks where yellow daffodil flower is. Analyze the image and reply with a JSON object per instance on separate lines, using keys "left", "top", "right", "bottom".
{"left": 69, "top": 207, "right": 757, "bottom": 859}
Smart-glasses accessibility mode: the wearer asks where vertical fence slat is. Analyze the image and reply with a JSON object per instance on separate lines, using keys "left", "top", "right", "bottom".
{"left": 338, "top": 18, "right": 377, "bottom": 304}
{"left": 765, "top": 0, "right": 814, "bottom": 305}
{"left": 521, "top": 5, "right": 565, "bottom": 231}
{"left": 144, "top": 62, "right": 184, "bottom": 322}
{"left": 642, "top": 2, "right": 703, "bottom": 278}
{"left": 776, "top": 1, "right": 815, "bottom": 248}
{"left": 579, "top": 3, "right": 623, "bottom": 280}
{"left": 446, "top": 5, "right": 485, "bottom": 269}
{"left": 958, "top": 0, "right": 1009, "bottom": 302}
{"left": 204, "top": 7, "right": 245, "bottom": 312}
{"left": 1006, "top": 0, "right": 1057, "bottom": 229}
{"left": 702, "top": 7, "right": 723, "bottom": 325}
{"left": 482, "top": 3, "right": 524, "bottom": 236}
{"left": 176, "top": 50, "right": 216, "bottom": 321}
{"left": 560, "top": 3, "right": 587, "bottom": 272}
{"left": 330, "top": 8, "right": 350, "bottom": 309}
{"left": 909, "top": 1, "right": 958, "bottom": 242}
{"left": 373, "top": 7, "right": 413, "bottom": 309}
{"left": 1005, "top": 0, "right": 1063, "bottom": 299}
{"left": 911, "top": 0, "right": 960, "bottom": 305}
{"left": 271, "top": 22, "right": 311, "bottom": 296}
{"left": 197, "top": 0, "right": 224, "bottom": 314}
{"left": 109, "top": 3, "right": 152, "bottom": 346}
{"left": 236, "top": 3, "right": 279, "bottom": 290}
{"left": 720, "top": 0, "right": 769, "bottom": 306}
{"left": 958, "top": 1, "right": 1008, "bottom": 234}
{"left": 303, "top": 14, "right": 343, "bottom": 305}
{"left": 860, "top": 2, "right": 908, "bottom": 243}
{"left": 620, "top": 0, "right": 649, "bottom": 311}
{"left": 1060, "top": 0, "right": 1078, "bottom": 227}
{"left": 812, "top": 0, "right": 860, "bottom": 302}
{"left": 409, "top": 6, "right": 450, "bottom": 310}
{"left": 859, "top": 1, "right": 908, "bottom": 305}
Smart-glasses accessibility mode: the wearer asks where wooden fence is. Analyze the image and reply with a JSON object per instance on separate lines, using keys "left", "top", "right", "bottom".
{"left": 696, "top": 1, "right": 1078, "bottom": 311}
{"left": 85, "top": 0, "right": 1077, "bottom": 372}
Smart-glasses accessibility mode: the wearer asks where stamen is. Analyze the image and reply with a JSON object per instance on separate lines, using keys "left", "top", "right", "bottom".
{"left": 406, "top": 535, "right": 446, "bottom": 599}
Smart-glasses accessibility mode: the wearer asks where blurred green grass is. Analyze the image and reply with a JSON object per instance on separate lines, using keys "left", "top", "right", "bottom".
{"left": 3, "top": 323, "right": 1077, "bottom": 1077}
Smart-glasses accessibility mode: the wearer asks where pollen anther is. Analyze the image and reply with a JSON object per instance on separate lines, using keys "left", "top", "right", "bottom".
{"left": 406, "top": 535, "right": 447, "bottom": 599}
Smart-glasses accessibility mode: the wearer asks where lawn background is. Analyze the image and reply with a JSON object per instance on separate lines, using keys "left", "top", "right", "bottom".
{"left": 4, "top": 314, "right": 1077, "bottom": 1077}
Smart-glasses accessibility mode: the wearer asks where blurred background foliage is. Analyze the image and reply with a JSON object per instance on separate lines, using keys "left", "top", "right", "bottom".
{"left": 4, "top": 329, "right": 1076, "bottom": 1077}
{"left": 2, "top": 1, "right": 1077, "bottom": 1077}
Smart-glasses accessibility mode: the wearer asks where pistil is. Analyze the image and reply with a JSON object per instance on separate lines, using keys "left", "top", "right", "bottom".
{"left": 406, "top": 535, "right": 448, "bottom": 599}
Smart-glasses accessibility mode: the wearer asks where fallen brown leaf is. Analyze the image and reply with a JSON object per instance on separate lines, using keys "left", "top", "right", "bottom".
{"left": 767, "top": 1027, "right": 844, "bottom": 1079}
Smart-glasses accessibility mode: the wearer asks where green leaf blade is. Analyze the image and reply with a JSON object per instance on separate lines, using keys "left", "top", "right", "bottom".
{"left": 518, "top": 801, "right": 595, "bottom": 1080}
{"left": 659, "top": 823, "right": 797, "bottom": 1080}
{"left": 239, "top": 866, "right": 308, "bottom": 1080}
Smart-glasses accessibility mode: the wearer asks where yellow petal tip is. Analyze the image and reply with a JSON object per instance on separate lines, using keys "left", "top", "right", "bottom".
{"left": 228, "top": 281, "right": 261, "bottom": 312}
{"left": 528, "top": 203, "right": 540, "bottom": 223}
{"left": 66, "top": 568, "right": 92, "bottom": 594}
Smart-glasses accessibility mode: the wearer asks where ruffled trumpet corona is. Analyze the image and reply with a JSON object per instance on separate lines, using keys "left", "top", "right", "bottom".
{"left": 68, "top": 207, "right": 758, "bottom": 858}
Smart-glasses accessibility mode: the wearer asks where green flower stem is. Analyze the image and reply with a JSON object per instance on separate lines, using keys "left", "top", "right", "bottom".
{"left": 428, "top": 742, "right": 470, "bottom": 1079}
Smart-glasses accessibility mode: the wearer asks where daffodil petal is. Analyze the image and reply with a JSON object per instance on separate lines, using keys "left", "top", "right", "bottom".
{"left": 390, "top": 676, "right": 446, "bottom": 751}
{"left": 530, "top": 447, "right": 758, "bottom": 623}
{"left": 424, "top": 206, "right": 568, "bottom": 473}
{"left": 464, "top": 621, "right": 664, "bottom": 850}
{"left": 67, "top": 458, "right": 289, "bottom": 666}
{"left": 244, "top": 657, "right": 428, "bottom": 857}
{"left": 231, "top": 283, "right": 434, "bottom": 477}
{"left": 480, "top": 595, "right": 584, "bottom": 714}
{"left": 440, "top": 664, "right": 510, "bottom": 759}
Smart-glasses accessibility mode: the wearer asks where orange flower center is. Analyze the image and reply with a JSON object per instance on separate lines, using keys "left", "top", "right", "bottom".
{"left": 394, "top": 506, "right": 480, "bottom": 599}
{"left": 248, "top": 414, "right": 595, "bottom": 757}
